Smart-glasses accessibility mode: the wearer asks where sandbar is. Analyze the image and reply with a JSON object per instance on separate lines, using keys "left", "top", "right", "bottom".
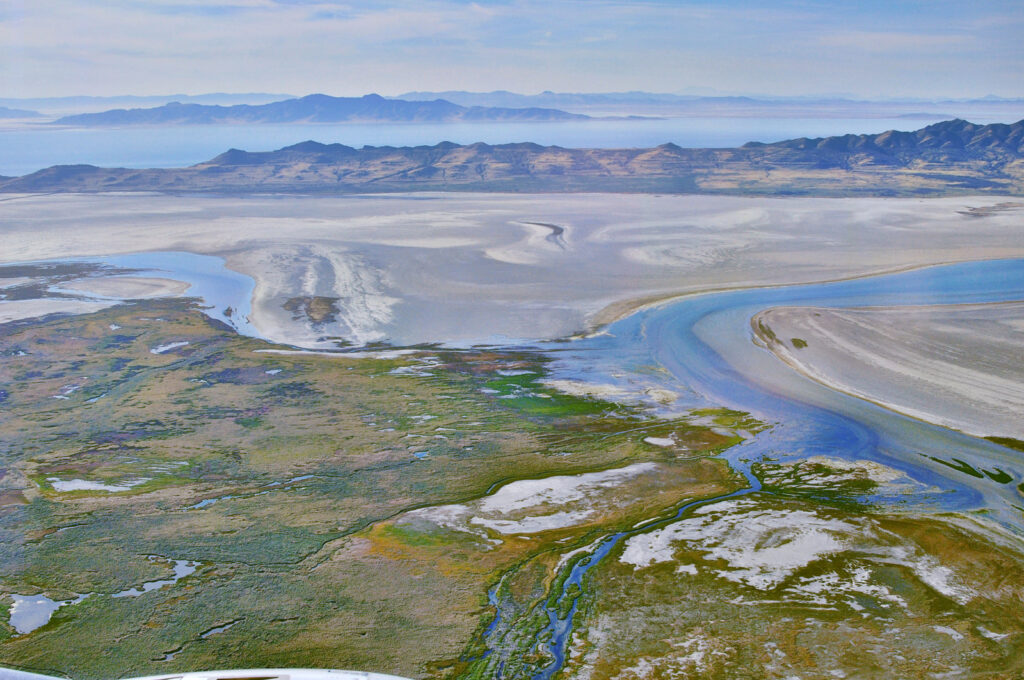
{"left": 0, "top": 299, "right": 115, "bottom": 324}
{"left": 60, "top": 275, "right": 190, "bottom": 299}
{"left": 753, "top": 302, "right": 1024, "bottom": 439}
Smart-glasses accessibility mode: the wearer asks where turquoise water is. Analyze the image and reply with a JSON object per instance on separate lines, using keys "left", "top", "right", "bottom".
{"left": 550, "top": 258, "right": 1024, "bottom": 523}
{"left": 0, "top": 117, "right": 979, "bottom": 176}
{"left": 12, "top": 251, "right": 1024, "bottom": 677}
{"left": 493, "top": 258, "right": 1024, "bottom": 679}
{"left": 73, "top": 251, "right": 257, "bottom": 337}
{"left": 31, "top": 251, "right": 1024, "bottom": 520}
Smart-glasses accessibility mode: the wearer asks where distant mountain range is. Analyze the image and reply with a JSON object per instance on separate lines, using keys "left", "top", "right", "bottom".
{"left": 7, "top": 90, "right": 1024, "bottom": 121}
{"left": 3, "top": 119, "right": 1021, "bottom": 197}
{"left": 0, "top": 106, "right": 41, "bottom": 119}
{"left": 53, "top": 94, "right": 591, "bottom": 126}
{"left": 396, "top": 90, "right": 1024, "bottom": 119}
{"left": 0, "top": 93, "right": 294, "bottom": 116}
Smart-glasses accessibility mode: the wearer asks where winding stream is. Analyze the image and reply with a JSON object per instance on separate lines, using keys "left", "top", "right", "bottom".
{"left": 7, "top": 251, "right": 1024, "bottom": 677}
{"left": 556, "top": 258, "right": 1024, "bottom": 522}
{"left": 482, "top": 257, "right": 1024, "bottom": 678}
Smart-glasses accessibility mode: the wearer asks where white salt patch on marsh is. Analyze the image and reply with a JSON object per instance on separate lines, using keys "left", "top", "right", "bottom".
{"left": 620, "top": 499, "right": 856, "bottom": 589}
{"left": 615, "top": 634, "right": 720, "bottom": 676}
{"left": 47, "top": 477, "right": 149, "bottom": 492}
{"left": 785, "top": 566, "right": 907, "bottom": 610}
{"left": 933, "top": 626, "right": 964, "bottom": 641}
{"left": 633, "top": 500, "right": 978, "bottom": 604}
{"left": 977, "top": 626, "right": 1009, "bottom": 641}
{"left": 406, "top": 462, "right": 658, "bottom": 535}
{"left": 255, "top": 348, "right": 417, "bottom": 359}
{"left": 870, "top": 546, "right": 976, "bottom": 605}
{"left": 477, "top": 463, "right": 657, "bottom": 515}
{"left": 643, "top": 436, "right": 675, "bottom": 447}
{"left": 471, "top": 511, "right": 593, "bottom": 534}
{"left": 541, "top": 379, "right": 629, "bottom": 400}
{"left": 150, "top": 341, "right": 189, "bottom": 354}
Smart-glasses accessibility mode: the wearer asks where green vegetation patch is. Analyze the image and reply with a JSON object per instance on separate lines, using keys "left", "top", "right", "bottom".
{"left": 0, "top": 299, "right": 758, "bottom": 679}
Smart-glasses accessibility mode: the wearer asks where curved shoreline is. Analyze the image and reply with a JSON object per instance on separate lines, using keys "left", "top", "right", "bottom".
{"left": 582, "top": 258, "right": 974, "bottom": 339}
{"left": 750, "top": 302, "right": 1024, "bottom": 441}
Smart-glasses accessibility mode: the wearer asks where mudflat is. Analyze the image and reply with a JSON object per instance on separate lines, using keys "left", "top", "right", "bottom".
{"left": 753, "top": 302, "right": 1024, "bottom": 439}
{"left": 3, "top": 192, "right": 1024, "bottom": 347}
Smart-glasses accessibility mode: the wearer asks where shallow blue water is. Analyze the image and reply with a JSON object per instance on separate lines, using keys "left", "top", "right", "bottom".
{"left": 72, "top": 251, "right": 258, "bottom": 337}
{"left": 549, "top": 258, "right": 1024, "bottom": 521}
{"left": 513, "top": 258, "right": 1024, "bottom": 679}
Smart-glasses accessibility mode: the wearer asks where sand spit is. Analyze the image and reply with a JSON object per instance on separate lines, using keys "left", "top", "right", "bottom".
{"left": 59, "top": 275, "right": 190, "bottom": 299}
{"left": 754, "top": 302, "right": 1024, "bottom": 439}
{"left": 0, "top": 298, "right": 115, "bottom": 324}
{"left": 3, "top": 193, "right": 1024, "bottom": 346}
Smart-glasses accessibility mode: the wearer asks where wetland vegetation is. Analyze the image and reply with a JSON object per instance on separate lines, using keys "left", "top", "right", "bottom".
{"left": 0, "top": 298, "right": 747, "bottom": 678}
{"left": 1, "top": 294, "right": 1022, "bottom": 679}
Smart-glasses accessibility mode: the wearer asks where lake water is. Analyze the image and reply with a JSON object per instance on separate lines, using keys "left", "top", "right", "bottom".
{"left": 23, "top": 250, "right": 1024, "bottom": 523}
{"left": 492, "top": 257, "right": 1024, "bottom": 678}
{"left": 83, "top": 251, "right": 257, "bottom": 338}
{"left": 0, "top": 116, "right": 1002, "bottom": 177}
{"left": 551, "top": 258, "right": 1024, "bottom": 525}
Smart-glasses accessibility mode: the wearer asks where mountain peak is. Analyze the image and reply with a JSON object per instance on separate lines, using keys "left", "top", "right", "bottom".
{"left": 282, "top": 140, "right": 329, "bottom": 152}
{"left": 52, "top": 93, "right": 589, "bottom": 125}
{"left": 6, "top": 119, "right": 1021, "bottom": 198}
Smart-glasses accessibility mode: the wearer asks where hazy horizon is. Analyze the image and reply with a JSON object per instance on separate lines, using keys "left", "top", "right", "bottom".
{"left": 2, "top": 1, "right": 1022, "bottom": 101}
{"left": 4, "top": 89, "right": 1024, "bottom": 104}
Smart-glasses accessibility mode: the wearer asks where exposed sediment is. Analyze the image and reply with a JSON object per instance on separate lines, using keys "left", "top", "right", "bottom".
{"left": 753, "top": 302, "right": 1024, "bottom": 439}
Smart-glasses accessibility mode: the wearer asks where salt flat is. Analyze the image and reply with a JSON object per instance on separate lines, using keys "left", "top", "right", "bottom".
{"left": 755, "top": 302, "right": 1024, "bottom": 439}
{"left": 2, "top": 193, "right": 1023, "bottom": 346}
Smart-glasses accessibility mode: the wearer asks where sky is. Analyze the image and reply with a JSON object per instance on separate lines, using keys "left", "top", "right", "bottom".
{"left": 2, "top": 0, "right": 1022, "bottom": 99}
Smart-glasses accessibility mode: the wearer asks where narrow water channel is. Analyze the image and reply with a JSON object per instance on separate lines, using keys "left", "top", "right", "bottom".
{"left": 479, "top": 258, "right": 1024, "bottom": 678}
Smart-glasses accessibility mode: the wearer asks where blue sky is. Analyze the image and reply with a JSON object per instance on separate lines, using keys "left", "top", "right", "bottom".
{"left": 1, "top": 0, "right": 1022, "bottom": 98}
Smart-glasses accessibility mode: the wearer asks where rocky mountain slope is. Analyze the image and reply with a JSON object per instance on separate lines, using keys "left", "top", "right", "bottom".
{"left": 5, "top": 119, "right": 1022, "bottom": 196}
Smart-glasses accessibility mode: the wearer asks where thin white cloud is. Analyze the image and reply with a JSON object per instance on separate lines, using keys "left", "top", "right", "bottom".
{"left": 0, "top": 0, "right": 1020, "bottom": 98}
{"left": 821, "top": 31, "right": 972, "bottom": 52}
